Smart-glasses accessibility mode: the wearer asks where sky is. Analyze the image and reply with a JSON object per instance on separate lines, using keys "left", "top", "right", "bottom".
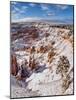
{"left": 10, "top": 1, "right": 74, "bottom": 23}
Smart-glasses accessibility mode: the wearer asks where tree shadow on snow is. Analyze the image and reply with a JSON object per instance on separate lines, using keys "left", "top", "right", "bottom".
{"left": 34, "top": 64, "right": 47, "bottom": 73}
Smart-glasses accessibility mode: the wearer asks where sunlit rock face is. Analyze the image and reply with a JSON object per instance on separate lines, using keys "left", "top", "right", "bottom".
{"left": 11, "top": 22, "right": 74, "bottom": 98}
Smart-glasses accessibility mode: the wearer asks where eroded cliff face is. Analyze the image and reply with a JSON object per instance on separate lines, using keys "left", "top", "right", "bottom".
{"left": 11, "top": 23, "right": 74, "bottom": 98}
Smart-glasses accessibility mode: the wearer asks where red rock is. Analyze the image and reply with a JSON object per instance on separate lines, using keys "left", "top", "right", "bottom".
{"left": 11, "top": 54, "right": 18, "bottom": 76}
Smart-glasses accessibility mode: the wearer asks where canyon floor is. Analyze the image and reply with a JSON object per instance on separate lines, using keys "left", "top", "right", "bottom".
{"left": 10, "top": 22, "right": 74, "bottom": 98}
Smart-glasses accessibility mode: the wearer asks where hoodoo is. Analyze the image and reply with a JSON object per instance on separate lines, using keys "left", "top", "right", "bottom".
{"left": 11, "top": 54, "right": 18, "bottom": 76}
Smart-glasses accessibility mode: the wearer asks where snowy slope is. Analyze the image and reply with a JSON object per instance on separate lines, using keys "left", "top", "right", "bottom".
{"left": 11, "top": 23, "right": 74, "bottom": 98}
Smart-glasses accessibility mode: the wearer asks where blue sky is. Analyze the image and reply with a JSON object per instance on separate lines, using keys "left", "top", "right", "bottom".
{"left": 11, "top": 1, "right": 73, "bottom": 23}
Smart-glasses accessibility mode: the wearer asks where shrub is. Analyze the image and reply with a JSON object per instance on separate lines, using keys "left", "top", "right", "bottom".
{"left": 30, "top": 46, "right": 36, "bottom": 54}
{"left": 28, "top": 56, "right": 38, "bottom": 70}
{"left": 36, "top": 46, "right": 46, "bottom": 53}
{"left": 51, "top": 41, "right": 55, "bottom": 45}
{"left": 62, "top": 75, "right": 72, "bottom": 92}
{"left": 31, "top": 32, "right": 38, "bottom": 39}
{"left": 45, "top": 33, "right": 50, "bottom": 37}
{"left": 56, "top": 56, "right": 70, "bottom": 77}
{"left": 47, "top": 51, "right": 55, "bottom": 63}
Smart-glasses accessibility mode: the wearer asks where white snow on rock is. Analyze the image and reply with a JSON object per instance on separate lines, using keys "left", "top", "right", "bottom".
{"left": 11, "top": 23, "right": 74, "bottom": 98}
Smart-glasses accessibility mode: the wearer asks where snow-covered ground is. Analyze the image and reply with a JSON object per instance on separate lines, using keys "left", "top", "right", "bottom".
{"left": 11, "top": 23, "right": 74, "bottom": 98}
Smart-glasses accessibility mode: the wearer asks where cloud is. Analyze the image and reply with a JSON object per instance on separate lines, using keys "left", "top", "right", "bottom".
{"left": 20, "top": 6, "right": 28, "bottom": 13}
{"left": 11, "top": 1, "right": 17, "bottom": 5}
{"left": 40, "top": 4, "right": 56, "bottom": 18}
{"left": 14, "top": 7, "right": 20, "bottom": 12}
{"left": 29, "top": 3, "right": 36, "bottom": 7}
{"left": 47, "top": 12, "right": 55, "bottom": 16}
{"left": 11, "top": 1, "right": 28, "bottom": 14}
{"left": 12, "top": 5, "right": 28, "bottom": 14}
{"left": 56, "top": 5, "right": 68, "bottom": 10}
{"left": 11, "top": 5, "right": 28, "bottom": 21}
{"left": 11, "top": 7, "right": 19, "bottom": 16}
{"left": 22, "top": 6, "right": 28, "bottom": 10}
{"left": 42, "top": 10, "right": 55, "bottom": 17}
{"left": 40, "top": 4, "right": 49, "bottom": 10}
{"left": 12, "top": 17, "right": 43, "bottom": 23}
